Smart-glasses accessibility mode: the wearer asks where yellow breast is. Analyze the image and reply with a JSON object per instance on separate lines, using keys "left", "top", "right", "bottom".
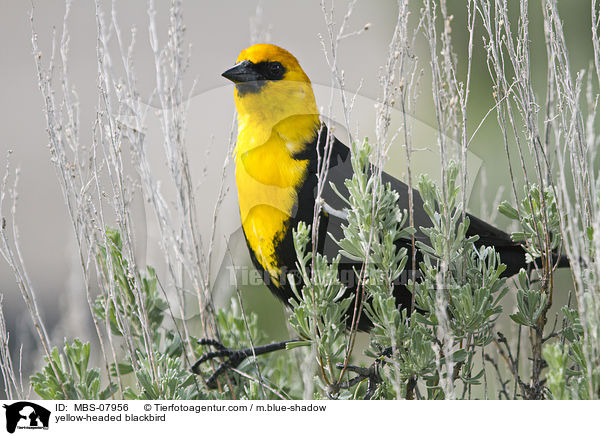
{"left": 232, "top": 72, "right": 320, "bottom": 284}
{"left": 235, "top": 129, "right": 310, "bottom": 282}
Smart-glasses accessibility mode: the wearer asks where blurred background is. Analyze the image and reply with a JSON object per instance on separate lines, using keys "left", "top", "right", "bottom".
{"left": 0, "top": 0, "right": 588, "bottom": 390}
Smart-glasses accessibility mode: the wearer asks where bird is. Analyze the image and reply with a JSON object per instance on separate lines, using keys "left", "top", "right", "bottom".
{"left": 192, "top": 43, "right": 567, "bottom": 388}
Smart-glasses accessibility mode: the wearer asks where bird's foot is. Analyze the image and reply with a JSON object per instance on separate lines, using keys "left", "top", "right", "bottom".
{"left": 191, "top": 338, "right": 299, "bottom": 389}
{"left": 190, "top": 339, "right": 247, "bottom": 389}
{"left": 336, "top": 361, "right": 383, "bottom": 400}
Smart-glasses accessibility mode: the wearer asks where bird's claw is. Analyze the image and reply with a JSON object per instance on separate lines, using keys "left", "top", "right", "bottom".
{"left": 191, "top": 339, "right": 247, "bottom": 389}
{"left": 337, "top": 362, "right": 383, "bottom": 400}
{"left": 191, "top": 338, "right": 298, "bottom": 389}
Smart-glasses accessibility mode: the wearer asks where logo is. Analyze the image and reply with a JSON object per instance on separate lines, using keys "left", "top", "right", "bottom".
{"left": 2, "top": 402, "right": 50, "bottom": 433}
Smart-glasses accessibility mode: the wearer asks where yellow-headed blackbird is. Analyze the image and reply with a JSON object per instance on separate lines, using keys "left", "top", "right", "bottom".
{"left": 192, "top": 44, "right": 567, "bottom": 386}
{"left": 221, "top": 43, "right": 541, "bottom": 315}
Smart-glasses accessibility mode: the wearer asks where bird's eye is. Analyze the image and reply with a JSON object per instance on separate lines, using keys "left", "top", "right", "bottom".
{"left": 268, "top": 62, "right": 284, "bottom": 79}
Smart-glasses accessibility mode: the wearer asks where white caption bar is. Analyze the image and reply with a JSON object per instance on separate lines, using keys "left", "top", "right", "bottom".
{"left": 0, "top": 400, "right": 595, "bottom": 435}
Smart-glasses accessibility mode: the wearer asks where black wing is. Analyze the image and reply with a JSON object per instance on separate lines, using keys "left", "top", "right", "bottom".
{"left": 314, "top": 125, "right": 527, "bottom": 278}
{"left": 264, "top": 124, "right": 529, "bottom": 330}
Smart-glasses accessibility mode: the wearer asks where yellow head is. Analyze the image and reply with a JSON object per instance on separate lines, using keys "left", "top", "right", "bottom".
{"left": 222, "top": 44, "right": 320, "bottom": 148}
{"left": 226, "top": 44, "right": 312, "bottom": 86}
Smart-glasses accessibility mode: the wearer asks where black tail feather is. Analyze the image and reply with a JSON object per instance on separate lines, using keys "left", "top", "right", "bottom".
{"left": 501, "top": 244, "right": 570, "bottom": 277}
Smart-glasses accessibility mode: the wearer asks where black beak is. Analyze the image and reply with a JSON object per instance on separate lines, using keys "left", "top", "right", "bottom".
{"left": 222, "top": 60, "right": 264, "bottom": 83}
